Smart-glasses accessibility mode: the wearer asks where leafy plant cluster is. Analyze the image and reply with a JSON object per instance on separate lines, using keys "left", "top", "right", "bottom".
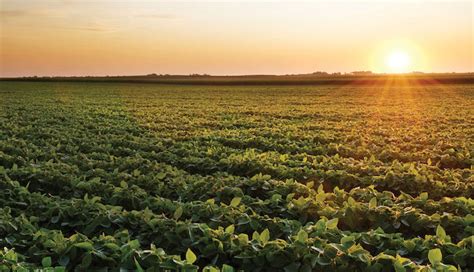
{"left": 0, "top": 82, "right": 472, "bottom": 271}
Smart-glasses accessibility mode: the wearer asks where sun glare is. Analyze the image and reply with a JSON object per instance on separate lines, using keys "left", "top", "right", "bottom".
{"left": 386, "top": 50, "right": 411, "bottom": 73}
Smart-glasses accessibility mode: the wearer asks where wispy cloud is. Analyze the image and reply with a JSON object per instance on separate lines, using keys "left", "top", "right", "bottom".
{"left": 135, "top": 13, "right": 177, "bottom": 19}
{"left": 55, "top": 26, "right": 110, "bottom": 32}
{"left": 0, "top": 8, "right": 113, "bottom": 32}
{"left": 0, "top": 8, "right": 66, "bottom": 20}
{"left": 0, "top": 9, "right": 30, "bottom": 17}
{"left": 2, "top": 23, "right": 114, "bottom": 32}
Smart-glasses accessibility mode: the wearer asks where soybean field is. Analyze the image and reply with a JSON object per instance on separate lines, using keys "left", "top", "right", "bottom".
{"left": 0, "top": 81, "right": 473, "bottom": 271}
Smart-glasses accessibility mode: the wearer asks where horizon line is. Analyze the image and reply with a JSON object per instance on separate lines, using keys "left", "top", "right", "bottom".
{"left": 1, "top": 71, "right": 473, "bottom": 79}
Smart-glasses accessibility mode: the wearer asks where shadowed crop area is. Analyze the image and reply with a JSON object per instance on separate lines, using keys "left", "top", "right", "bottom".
{"left": 0, "top": 81, "right": 473, "bottom": 271}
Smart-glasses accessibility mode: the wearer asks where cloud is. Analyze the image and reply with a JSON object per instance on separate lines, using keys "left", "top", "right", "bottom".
{"left": 0, "top": 8, "right": 112, "bottom": 32}
{"left": 0, "top": 8, "right": 66, "bottom": 20}
{"left": 0, "top": 10, "right": 34, "bottom": 18}
{"left": 0, "top": 10, "right": 29, "bottom": 17}
{"left": 56, "top": 26, "right": 110, "bottom": 32}
{"left": 135, "top": 13, "right": 177, "bottom": 19}
{"left": 48, "top": 21, "right": 115, "bottom": 32}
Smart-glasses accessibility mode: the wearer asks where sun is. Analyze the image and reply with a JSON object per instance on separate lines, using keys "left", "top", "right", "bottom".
{"left": 385, "top": 50, "right": 411, "bottom": 73}
{"left": 370, "top": 40, "right": 427, "bottom": 73}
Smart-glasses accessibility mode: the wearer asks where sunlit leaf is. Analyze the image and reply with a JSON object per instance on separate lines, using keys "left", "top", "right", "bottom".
{"left": 428, "top": 248, "right": 442, "bottom": 265}
{"left": 326, "top": 218, "right": 339, "bottom": 229}
{"left": 222, "top": 264, "right": 235, "bottom": 272}
{"left": 436, "top": 225, "right": 446, "bottom": 241}
{"left": 225, "top": 224, "right": 235, "bottom": 234}
{"left": 296, "top": 229, "right": 308, "bottom": 243}
{"left": 419, "top": 192, "right": 428, "bottom": 201}
{"left": 230, "top": 197, "right": 241, "bottom": 207}
{"left": 369, "top": 197, "right": 377, "bottom": 209}
{"left": 260, "top": 228, "right": 270, "bottom": 245}
{"left": 186, "top": 248, "right": 197, "bottom": 264}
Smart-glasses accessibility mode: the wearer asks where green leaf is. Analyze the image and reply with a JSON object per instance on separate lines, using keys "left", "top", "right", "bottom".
{"left": 90, "top": 177, "right": 100, "bottom": 183}
{"left": 104, "top": 242, "right": 120, "bottom": 251}
{"left": 286, "top": 193, "right": 295, "bottom": 201}
{"left": 419, "top": 192, "right": 428, "bottom": 201}
{"left": 134, "top": 258, "right": 145, "bottom": 272}
{"left": 222, "top": 264, "right": 235, "bottom": 272}
{"left": 326, "top": 218, "right": 339, "bottom": 229}
{"left": 436, "top": 225, "right": 446, "bottom": 240}
{"left": 376, "top": 253, "right": 395, "bottom": 261}
{"left": 315, "top": 218, "right": 327, "bottom": 231}
{"left": 238, "top": 233, "right": 249, "bottom": 245}
{"left": 260, "top": 228, "right": 270, "bottom": 245}
{"left": 156, "top": 172, "right": 167, "bottom": 179}
{"left": 296, "top": 229, "right": 308, "bottom": 243}
{"left": 340, "top": 235, "right": 355, "bottom": 244}
{"left": 4, "top": 248, "right": 17, "bottom": 261}
{"left": 74, "top": 242, "right": 94, "bottom": 251}
{"left": 186, "top": 248, "right": 197, "bottom": 264}
{"left": 203, "top": 266, "right": 220, "bottom": 272}
{"left": 293, "top": 196, "right": 306, "bottom": 207}
{"left": 317, "top": 184, "right": 324, "bottom": 194}
{"left": 403, "top": 240, "right": 416, "bottom": 252}
{"left": 230, "top": 197, "right": 241, "bottom": 207}
{"left": 428, "top": 248, "right": 442, "bottom": 265}
{"left": 316, "top": 193, "right": 326, "bottom": 203}
{"left": 128, "top": 239, "right": 140, "bottom": 250}
{"left": 42, "top": 256, "right": 52, "bottom": 268}
{"left": 393, "top": 259, "right": 406, "bottom": 272}
{"left": 173, "top": 206, "right": 183, "bottom": 220}
{"left": 252, "top": 231, "right": 260, "bottom": 241}
{"left": 271, "top": 194, "right": 282, "bottom": 202}
{"left": 120, "top": 180, "right": 128, "bottom": 189}
{"left": 225, "top": 224, "right": 235, "bottom": 234}
{"left": 369, "top": 197, "right": 377, "bottom": 209}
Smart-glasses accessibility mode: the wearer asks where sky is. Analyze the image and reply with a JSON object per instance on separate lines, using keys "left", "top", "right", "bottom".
{"left": 0, "top": 0, "right": 472, "bottom": 76}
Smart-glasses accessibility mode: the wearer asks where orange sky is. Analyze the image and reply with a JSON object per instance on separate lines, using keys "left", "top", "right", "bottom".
{"left": 0, "top": 0, "right": 472, "bottom": 76}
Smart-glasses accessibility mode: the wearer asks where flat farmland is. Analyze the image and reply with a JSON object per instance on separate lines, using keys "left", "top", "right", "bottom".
{"left": 0, "top": 82, "right": 473, "bottom": 271}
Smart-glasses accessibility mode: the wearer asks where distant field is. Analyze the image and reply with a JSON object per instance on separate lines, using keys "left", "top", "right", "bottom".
{"left": 2, "top": 73, "right": 474, "bottom": 85}
{"left": 0, "top": 81, "right": 473, "bottom": 271}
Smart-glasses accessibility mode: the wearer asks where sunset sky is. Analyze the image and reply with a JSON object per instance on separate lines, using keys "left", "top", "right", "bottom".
{"left": 0, "top": 0, "right": 472, "bottom": 77}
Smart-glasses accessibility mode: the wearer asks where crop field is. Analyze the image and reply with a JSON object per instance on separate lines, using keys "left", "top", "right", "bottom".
{"left": 0, "top": 81, "right": 473, "bottom": 271}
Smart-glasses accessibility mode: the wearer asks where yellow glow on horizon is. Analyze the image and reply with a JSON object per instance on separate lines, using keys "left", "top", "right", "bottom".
{"left": 386, "top": 50, "right": 411, "bottom": 73}
{"left": 370, "top": 40, "right": 430, "bottom": 74}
